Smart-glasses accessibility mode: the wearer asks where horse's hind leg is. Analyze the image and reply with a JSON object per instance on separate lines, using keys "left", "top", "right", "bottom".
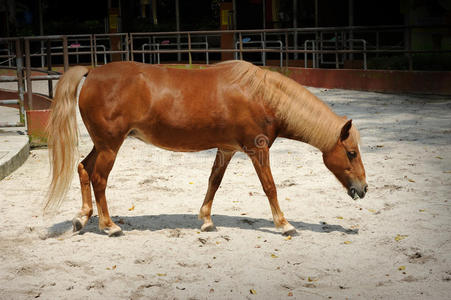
{"left": 73, "top": 147, "right": 97, "bottom": 232}
{"left": 199, "top": 149, "right": 235, "bottom": 231}
{"left": 90, "top": 148, "right": 122, "bottom": 236}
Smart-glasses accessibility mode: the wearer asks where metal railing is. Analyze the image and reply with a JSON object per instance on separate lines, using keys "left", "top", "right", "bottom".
{"left": 1, "top": 25, "right": 447, "bottom": 71}
{"left": 0, "top": 33, "right": 130, "bottom": 120}
{"left": 142, "top": 40, "right": 210, "bottom": 64}
{"left": 235, "top": 40, "right": 283, "bottom": 67}
{"left": 129, "top": 25, "right": 449, "bottom": 70}
{"left": 0, "top": 38, "right": 26, "bottom": 128}
{"left": 304, "top": 38, "right": 367, "bottom": 69}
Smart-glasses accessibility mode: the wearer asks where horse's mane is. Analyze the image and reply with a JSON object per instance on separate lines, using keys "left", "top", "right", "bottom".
{"left": 217, "top": 60, "right": 360, "bottom": 151}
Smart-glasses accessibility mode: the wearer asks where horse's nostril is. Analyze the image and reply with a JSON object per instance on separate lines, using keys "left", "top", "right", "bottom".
{"left": 348, "top": 187, "right": 359, "bottom": 200}
{"left": 364, "top": 184, "right": 368, "bottom": 193}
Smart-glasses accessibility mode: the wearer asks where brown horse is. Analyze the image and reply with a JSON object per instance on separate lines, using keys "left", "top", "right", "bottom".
{"left": 45, "top": 60, "right": 367, "bottom": 236}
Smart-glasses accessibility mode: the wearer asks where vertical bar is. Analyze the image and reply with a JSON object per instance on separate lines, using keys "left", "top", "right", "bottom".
{"left": 94, "top": 34, "right": 98, "bottom": 66}
{"left": 261, "top": 32, "right": 266, "bottom": 66}
{"left": 262, "top": 0, "right": 267, "bottom": 64}
{"left": 130, "top": 33, "right": 134, "bottom": 62}
{"left": 285, "top": 32, "right": 289, "bottom": 68}
{"left": 239, "top": 32, "right": 243, "bottom": 60}
{"left": 188, "top": 33, "right": 192, "bottom": 65}
{"left": 90, "top": 34, "right": 95, "bottom": 67}
{"left": 314, "top": 0, "right": 319, "bottom": 45}
{"left": 7, "top": 48, "right": 12, "bottom": 68}
{"left": 152, "top": 36, "right": 156, "bottom": 64}
{"left": 293, "top": 0, "right": 298, "bottom": 60}
{"left": 320, "top": 31, "right": 323, "bottom": 65}
{"left": 75, "top": 39, "right": 79, "bottom": 64}
{"left": 62, "top": 36, "right": 69, "bottom": 71}
{"left": 348, "top": 0, "right": 354, "bottom": 61}
{"left": 125, "top": 33, "right": 130, "bottom": 61}
{"left": 15, "top": 39, "right": 26, "bottom": 125}
{"left": 40, "top": 43, "right": 45, "bottom": 68}
{"left": 205, "top": 35, "right": 209, "bottom": 64}
{"left": 363, "top": 40, "right": 367, "bottom": 70}
{"left": 335, "top": 32, "right": 339, "bottom": 69}
{"left": 341, "top": 31, "right": 345, "bottom": 64}
{"left": 279, "top": 41, "right": 282, "bottom": 68}
{"left": 24, "top": 38, "right": 33, "bottom": 111}
{"left": 157, "top": 44, "right": 160, "bottom": 64}
{"left": 312, "top": 41, "right": 316, "bottom": 68}
{"left": 176, "top": 0, "right": 181, "bottom": 62}
{"left": 232, "top": 0, "right": 237, "bottom": 30}
{"left": 375, "top": 31, "right": 379, "bottom": 58}
{"left": 46, "top": 39, "right": 53, "bottom": 98}
{"left": 142, "top": 44, "right": 146, "bottom": 63}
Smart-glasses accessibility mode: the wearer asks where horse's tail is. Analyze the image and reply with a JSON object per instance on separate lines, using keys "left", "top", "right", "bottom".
{"left": 44, "top": 66, "right": 89, "bottom": 214}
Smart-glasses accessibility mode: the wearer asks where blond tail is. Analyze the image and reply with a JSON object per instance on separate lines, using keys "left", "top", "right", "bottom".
{"left": 44, "top": 66, "right": 89, "bottom": 214}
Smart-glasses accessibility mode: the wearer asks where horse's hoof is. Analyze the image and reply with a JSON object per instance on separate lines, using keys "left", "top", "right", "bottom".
{"left": 282, "top": 224, "right": 297, "bottom": 236}
{"left": 73, "top": 218, "right": 83, "bottom": 232}
{"left": 108, "top": 229, "right": 123, "bottom": 237}
{"left": 103, "top": 225, "right": 123, "bottom": 237}
{"left": 72, "top": 215, "right": 88, "bottom": 232}
{"left": 201, "top": 223, "right": 217, "bottom": 232}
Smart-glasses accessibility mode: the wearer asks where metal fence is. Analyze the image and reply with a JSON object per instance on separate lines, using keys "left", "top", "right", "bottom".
{"left": 0, "top": 38, "right": 26, "bottom": 128}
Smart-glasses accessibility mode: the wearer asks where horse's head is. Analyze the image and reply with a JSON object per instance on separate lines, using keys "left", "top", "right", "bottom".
{"left": 322, "top": 119, "right": 368, "bottom": 200}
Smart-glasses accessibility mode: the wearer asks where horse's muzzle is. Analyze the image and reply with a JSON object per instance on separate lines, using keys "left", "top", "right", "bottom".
{"left": 348, "top": 183, "right": 368, "bottom": 200}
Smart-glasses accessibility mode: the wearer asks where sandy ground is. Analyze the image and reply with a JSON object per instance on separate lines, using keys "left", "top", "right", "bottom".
{"left": 0, "top": 80, "right": 450, "bottom": 299}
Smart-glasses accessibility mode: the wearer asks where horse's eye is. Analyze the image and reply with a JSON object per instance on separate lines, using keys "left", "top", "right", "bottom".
{"left": 347, "top": 151, "right": 357, "bottom": 160}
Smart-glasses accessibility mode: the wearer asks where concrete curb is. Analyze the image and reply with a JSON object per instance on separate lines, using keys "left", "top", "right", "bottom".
{"left": 0, "top": 136, "right": 30, "bottom": 180}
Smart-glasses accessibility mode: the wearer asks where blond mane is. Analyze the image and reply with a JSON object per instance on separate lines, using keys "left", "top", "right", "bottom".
{"left": 218, "top": 60, "right": 359, "bottom": 152}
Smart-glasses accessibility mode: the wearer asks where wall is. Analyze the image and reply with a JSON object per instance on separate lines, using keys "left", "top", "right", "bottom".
{"left": 279, "top": 67, "right": 451, "bottom": 95}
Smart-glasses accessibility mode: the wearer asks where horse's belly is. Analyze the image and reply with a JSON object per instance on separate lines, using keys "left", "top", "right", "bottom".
{"left": 128, "top": 127, "right": 239, "bottom": 152}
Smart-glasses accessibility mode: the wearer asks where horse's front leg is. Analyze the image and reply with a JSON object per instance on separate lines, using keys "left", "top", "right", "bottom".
{"left": 199, "top": 149, "right": 235, "bottom": 231}
{"left": 246, "top": 146, "right": 297, "bottom": 236}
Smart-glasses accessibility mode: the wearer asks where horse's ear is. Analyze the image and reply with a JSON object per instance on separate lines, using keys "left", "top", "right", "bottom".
{"left": 340, "top": 119, "right": 352, "bottom": 141}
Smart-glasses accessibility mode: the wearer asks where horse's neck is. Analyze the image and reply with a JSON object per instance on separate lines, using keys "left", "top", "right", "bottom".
{"left": 275, "top": 87, "right": 342, "bottom": 152}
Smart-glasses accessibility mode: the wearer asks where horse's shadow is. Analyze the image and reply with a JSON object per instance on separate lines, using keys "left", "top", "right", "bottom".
{"left": 47, "top": 214, "right": 358, "bottom": 238}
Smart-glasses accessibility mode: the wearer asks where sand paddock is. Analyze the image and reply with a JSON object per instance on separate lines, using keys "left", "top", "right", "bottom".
{"left": 0, "top": 80, "right": 450, "bottom": 299}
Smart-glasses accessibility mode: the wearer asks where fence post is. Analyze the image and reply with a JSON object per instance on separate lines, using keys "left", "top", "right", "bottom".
{"left": 62, "top": 35, "right": 69, "bottom": 71}
{"left": 129, "top": 33, "right": 134, "bottom": 62}
{"left": 15, "top": 39, "right": 26, "bottom": 125}
{"left": 239, "top": 32, "right": 243, "bottom": 60}
{"left": 363, "top": 40, "right": 367, "bottom": 70}
{"left": 188, "top": 33, "right": 192, "bottom": 65}
{"left": 46, "top": 39, "right": 53, "bottom": 98}
{"left": 90, "top": 35, "right": 95, "bottom": 68}
{"left": 93, "top": 35, "right": 98, "bottom": 66}
{"left": 285, "top": 32, "right": 289, "bottom": 68}
{"left": 124, "top": 33, "right": 130, "bottom": 61}
{"left": 335, "top": 32, "right": 339, "bottom": 69}
{"left": 261, "top": 32, "right": 266, "bottom": 66}
{"left": 24, "top": 38, "right": 33, "bottom": 110}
